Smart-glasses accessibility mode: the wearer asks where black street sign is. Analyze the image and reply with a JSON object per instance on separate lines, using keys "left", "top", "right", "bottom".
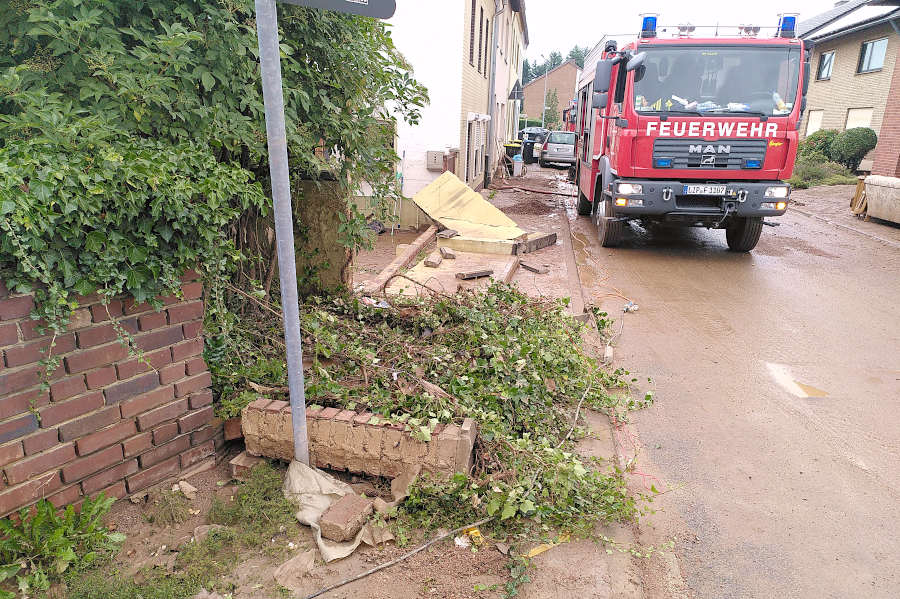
{"left": 277, "top": 0, "right": 396, "bottom": 19}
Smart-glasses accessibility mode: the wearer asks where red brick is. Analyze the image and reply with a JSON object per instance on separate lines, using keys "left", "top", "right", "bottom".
{"left": 39, "top": 392, "right": 104, "bottom": 428}
{"left": 0, "top": 414, "right": 38, "bottom": 444}
{"left": 0, "top": 365, "right": 41, "bottom": 396}
{"left": 22, "top": 429, "right": 59, "bottom": 455}
{"left": 4, "top": 334, "right": 76, "bottom": 368}
{"left": 0, "top": 471, "right": 62, "bottom": 515}
{"left": 120, "top": 385, "right": 175, "bottom": 419}
{"left": 138, "top": 435, "right": 189, "bottom": 468}
{"left": 181, "top": 282, "right": 203, "bottom": 300}
{"left": 115, "top": 347, "right": 171, "bottom": 380}
{"left": 159, "top": 362, "right": 185, "bottom": 385}
{"left": 189, "top": 389, "right": 213, "bottom": 410}
{"left": 180, "top": 440, "right": 214, "bottom": 468}
{"left": 85, "top": 366, "right": 117, "bottom": 389}
{"left": 0, "top": 387, "right": 50, "bottom": 421}
{"left": 174, "top": 372, "right": 211, "bottom": 398}
{"left": 46, "top": 483, "right": 82, "bottom": 509}
{"left": 334, "top": 410, "right": 355, "bottom": 423}
{"left": 318, "top": 407, "right": 340, "bottom": 420}
{"left": 184, "top": 357, "right": 206, "bottom": 377}
{"left": 18, "top": 319, "right": 46, "bottom": 341}
{"left": 123, "top": 432, "right": 152, "bottom": 457}
{"left": 75, "top": 324, "right": 117, "bottom": 349}
{"left": 65, "top": 343, "right": 128, "bottom": 374}
{"left": 0, "top": 323, "right": 17, "bottom": 347}
{"left": 135, "top": 326, "right": 183, "bottom": 352}
{"left": 138, "top": 311, "right": 168, "bottom": 332}
{"left": 152, "top": 422, "right": 179, "bottom": 445}
{"left": 247, "top": 398, "right": 272, "bottom": 411}
{"left": 104, "top": 371, "right": 158, "bottom": 405}
{"left": 0, "top": 442, "right": 24, "bottom": 468}
{"left": 122, "top": 298, "right": 153, "bottom": 315}
{"left": 172, "top": 338, "right": 203, "bottom": 361}
{"left": 58, "top": 406, "right": 120, "bottom": 442}
{"left": 136, "top": 399, "right": 188, "bottom": 432}
{"left": 182, "top": 321, "right": 203, "bottom": 339}
{"left": 177, "top": 405, "right": 214, "bottom": 435}
{"left": 76, "top": 419, "right": 136, "bottom": 456}
{"left": 265, "top": 400, "right": 288, "bottom": 413}
{"left": 180, "top": 269, "right": 202, "bottom": 282}
{"left": 81, "top": 460, "right": 138, "bottom": 494}
{"left": 126, "top": 455, "right": 181, "bottom": 493}
{"left": 167, "top": 301, "right": 204, "bottom": 325}
{"left": 61, "top": 444, "right": 123, "bottom": 483}
{"left": 4, "top": 443, "right": 75, "bottom": 485}
{"left": 89, "top": 300, "right": 123, "bottom": 322}
{"left": 0, "top": 295, "right": 34, "bottom": 321}
{"left": 50, "top": 375, "right": 87, "bottom": 402}
{"left": 66, "top": 309, "right": 93, "bottom": 331}
{"left": 191, "top": 424, "right": 219, "bottom": 446}
{"left": 353, "top": 412, "right": 374, "bottom": 425}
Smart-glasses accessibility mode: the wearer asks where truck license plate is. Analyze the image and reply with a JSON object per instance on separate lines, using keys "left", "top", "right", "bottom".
{"left": 683, "top": 184, "right": 727, "bottom": 195}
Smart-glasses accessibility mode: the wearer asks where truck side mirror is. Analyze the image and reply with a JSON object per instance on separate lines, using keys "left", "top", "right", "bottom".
{"left": 593, "top": 59, "right": 613, "bottom": 94}
{"left": 592, "top": 92, "right": 608, "bottom": 109}
{"left": 626, "top": 52, "right": 647, "bottom": 72}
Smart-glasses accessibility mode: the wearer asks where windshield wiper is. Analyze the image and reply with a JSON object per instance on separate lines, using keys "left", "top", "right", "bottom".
{"left": 703, "top": 108, "right": 770, "bottom": 119}
{"left": 641, "top": 109, "right": 703, "bottom": 116}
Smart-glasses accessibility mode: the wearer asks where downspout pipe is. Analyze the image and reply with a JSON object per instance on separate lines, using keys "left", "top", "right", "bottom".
{"left": 485, "top": 0, "right": 504, "bottom": 186}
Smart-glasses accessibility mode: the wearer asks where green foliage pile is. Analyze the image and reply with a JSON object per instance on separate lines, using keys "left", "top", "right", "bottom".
{"left": 789, "top": 153, "right": 857, "bottom": 189}
{"left": 216, "top": 284, "right": 646, "bottom": 532}
{"left": 831, "top": 127, "right": 878, "bottom": 171}
{"left": 0, "top": 494, "right": 123, "bottom": 598}
{"left": 0, "top": 0, "right": 426, "bottom": 332}
{"left": 799, "top": 129, "right": 838, "bottom": 160}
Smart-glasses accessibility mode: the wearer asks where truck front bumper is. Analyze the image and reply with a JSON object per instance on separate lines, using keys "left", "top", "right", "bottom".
{"left": 609, "top": 179, "right": 790, "bottom": 220}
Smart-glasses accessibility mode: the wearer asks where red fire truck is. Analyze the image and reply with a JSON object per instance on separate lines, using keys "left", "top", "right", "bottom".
{"left": 563, "top": 100, "right": 577, "bottom": 132}
{"left": 574, "top": 15, "right": 810, "bottom": 251}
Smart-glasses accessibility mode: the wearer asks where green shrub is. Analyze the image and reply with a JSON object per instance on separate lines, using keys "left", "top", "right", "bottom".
{"left": 789, "top": 154, "right": 857, "bottom": 189}
{"left": 0, "top": 494, "right": 123, "bottom": 598}
{"left": 800, "top": 129, "right": 838, "bottom": 159}
{"left": 831, "top": 127, "right": 878, "bottom": 171}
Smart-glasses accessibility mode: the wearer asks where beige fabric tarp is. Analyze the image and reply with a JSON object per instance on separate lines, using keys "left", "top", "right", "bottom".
{"left": 412, "top": 171, "right": 527, "bottom": 240}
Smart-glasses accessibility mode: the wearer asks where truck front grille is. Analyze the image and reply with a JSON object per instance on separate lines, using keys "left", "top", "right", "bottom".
{"left": 653, "top": 138, "right": 767, "bottom": 170}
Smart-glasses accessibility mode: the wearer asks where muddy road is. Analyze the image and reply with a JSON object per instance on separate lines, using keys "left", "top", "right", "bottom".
{"left": 562, "top": 169, "right": 900, "bottom": 598}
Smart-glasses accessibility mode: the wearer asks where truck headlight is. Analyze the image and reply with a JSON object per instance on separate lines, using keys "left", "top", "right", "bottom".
{"left": 764, "top": 186, "right": 789, "bottom": 198}
{"left": 617, "top": 183, "right": 643, "bottom": 195}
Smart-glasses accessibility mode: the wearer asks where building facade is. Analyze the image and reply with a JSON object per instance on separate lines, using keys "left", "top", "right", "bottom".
{"left": 387, "top": 0, "right": 527, "bottom": 198}
{"left": 521, "top": 59, "right": 580, "bottom": 128}
{"left": 799, "top": 1, "right": 900, "bottom": 173}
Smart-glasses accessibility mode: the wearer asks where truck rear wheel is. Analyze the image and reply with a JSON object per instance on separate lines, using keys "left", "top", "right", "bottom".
{"left": 576, "top": 188, "right": 593, "bottom": 216}
{"left": 596, "top": 197, "right": 623, "bottom": 247}
{"left": 726, "top": 217, "right": 763, "bottom": 252}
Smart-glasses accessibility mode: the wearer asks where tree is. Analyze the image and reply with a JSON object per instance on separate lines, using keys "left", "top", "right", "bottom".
{"left": 547, "top": 51, "right": 564, "bottom": 71}
{"left": 567, "top": 45, "right": 590, "bottom": 69}
{"left": 523, "top": 58, "right": 534, "bottom": 84}
{"left": 544, "top": 89, "right": 561, "bottom": 130}
{"left": 830, "top": 127, "right": 878, "bottom": 171}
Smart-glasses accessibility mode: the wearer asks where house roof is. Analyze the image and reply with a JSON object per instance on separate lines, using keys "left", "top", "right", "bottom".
{"left": 799, "top": 0, "right": 900, "bottom": 40}
{"left": 510, "top": 0, "right": 529, "bottom": 46}
{"left": 522, "top": 59, "right": 579, "bottom": 89}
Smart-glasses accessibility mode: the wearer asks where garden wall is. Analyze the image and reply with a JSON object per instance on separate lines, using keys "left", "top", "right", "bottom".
{"left": 0, "top": 272, "right": 219, "bottom": 516}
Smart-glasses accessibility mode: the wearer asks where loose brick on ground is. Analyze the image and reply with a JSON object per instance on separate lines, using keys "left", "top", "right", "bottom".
{"left": 61, "top": 444, "right": 123, "bottom": 483}
{"left": 4, "top": 442, "right": 75, "bottom": 485}
{"left": 319, "top": 493, "right": 374, "bottom": 542}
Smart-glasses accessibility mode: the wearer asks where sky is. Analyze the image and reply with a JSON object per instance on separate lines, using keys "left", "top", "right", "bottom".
{"left": 523, "top": 0, "right": 836, "bottom": 61}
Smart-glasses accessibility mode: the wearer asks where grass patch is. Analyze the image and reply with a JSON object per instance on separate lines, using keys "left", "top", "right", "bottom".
{"left": 144, "top": 490, "right": 191, "bottom": 527}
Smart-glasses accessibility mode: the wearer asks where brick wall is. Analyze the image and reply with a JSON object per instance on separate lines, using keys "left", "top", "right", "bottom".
{"left": 0, "top": 273, "right": 218, "bottom": 515}
{"left": 522, "top": 60, "right": 579, "bottom": 127}
{"left": 871, "top": 47, "right": 900, "bottom": 177}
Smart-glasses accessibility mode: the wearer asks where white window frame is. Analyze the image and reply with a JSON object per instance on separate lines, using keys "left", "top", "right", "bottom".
{"left": 816, "top": 51, "right": 834, "bottom": 80}
{"left": 805, "top": 110, "right": 824, "bottom": 136}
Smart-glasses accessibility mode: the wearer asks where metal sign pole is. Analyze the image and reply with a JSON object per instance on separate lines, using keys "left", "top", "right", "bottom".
{"left": 255, "top": 0, "right": 309, "bottom": 465}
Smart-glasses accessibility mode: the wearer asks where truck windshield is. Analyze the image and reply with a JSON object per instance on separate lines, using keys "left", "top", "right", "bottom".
{"left": 633, "top": 46, "right": 801, "bottom": 116}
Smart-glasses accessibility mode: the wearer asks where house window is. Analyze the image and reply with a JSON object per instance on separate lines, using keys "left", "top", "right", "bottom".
{"left": 469, "top": 0, "right": 476, "bottom": 66}
{"left": 478, "top": 8, "right": 484, "bottom": 73}
{"left": 484, "top": 18, "right": 490, "bottom": 78}
{"left": 857, "top": 38, "right": 888, "bottom": 73}
{"left": 805, "top": 110, "right": 824, "bottom": 136}
{"left": 816, "top": 51, "right": 834, "bottom": 80}
{"left": 845, "top": 107, "right": 873, "bottom": 129}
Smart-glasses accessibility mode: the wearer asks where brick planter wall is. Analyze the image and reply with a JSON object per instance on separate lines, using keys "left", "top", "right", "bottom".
{"left": 0, "top": 273, "right": 218, "bottom": 515}
{"left": 242, "top": 399, "right": 476, "bottom": 477}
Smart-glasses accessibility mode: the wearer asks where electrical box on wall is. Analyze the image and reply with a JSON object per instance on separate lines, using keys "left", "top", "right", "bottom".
{"left": 426, "top": 151, "right": 445, "bottom": 171}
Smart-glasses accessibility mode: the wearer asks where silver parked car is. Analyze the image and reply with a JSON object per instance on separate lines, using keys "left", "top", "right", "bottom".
{"left": 539, "top": 131, "right": 576, "bottom": 167}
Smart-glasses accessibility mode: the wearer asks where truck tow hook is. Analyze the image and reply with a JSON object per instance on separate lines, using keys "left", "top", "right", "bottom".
{"left": 662, "top": 188, "right": 673, "bottom": 202}
{"left": 737, "top": 190, "right": 748, "bottom": 203}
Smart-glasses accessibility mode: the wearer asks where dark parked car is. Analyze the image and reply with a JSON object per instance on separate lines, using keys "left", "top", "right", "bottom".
{"left": 539, "top": 131, "right": 576, "bottom": 167}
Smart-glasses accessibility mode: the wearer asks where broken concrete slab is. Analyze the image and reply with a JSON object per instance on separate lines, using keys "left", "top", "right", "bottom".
{"left": 438, "top": 235, "right": 518, "bottom": 255}
{"left": 424, "top": 251, "right": 443, "bottom": 268}
{"left": 456, "top": 268, "right": 494, "bottom": 280}
{"left": 439, "top": 246, "right": 456, "bottom": 259}
{"left": 318, "top": 493, "right": 374, "bottom": 542}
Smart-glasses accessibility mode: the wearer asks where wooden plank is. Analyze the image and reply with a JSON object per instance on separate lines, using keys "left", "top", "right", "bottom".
{"left": 361, "top": 225, "right": 438, "bottom": 295}
{"left": 515, "top": 231, "right": 557, "bottom": 255}
{"left": 424, "top": 251, "right": 443, "bottom": 268}
{"left": 496, "top": 257, "right": 520, "bottom": 283}
{"left": 439, "top": 246, "right": 456, "bottom": 259}
{"left": 438, "top": 236, "right": 518, "bottom": 255}
{"left": 520, "top": 261, "right": 549, "bottom": 274}
{"left": 456, "top": 269, "right": 494, "bottom": 280}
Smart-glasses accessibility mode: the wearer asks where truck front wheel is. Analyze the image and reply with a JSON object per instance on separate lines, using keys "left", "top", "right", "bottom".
{"left": 725, "top": 217, "right": 763, "bottom": 252}
{"left": 596, "top": 197, "right": 623, "bottom": 247}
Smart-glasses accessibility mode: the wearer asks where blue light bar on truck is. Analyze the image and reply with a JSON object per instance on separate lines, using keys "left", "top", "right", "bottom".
{"left": 743, "top": 159, "right": 762, "bottom": 169}
{"left": 641, "top": 15, "right": 658, "bottom": 38}
{"left": 654, "top": 158, "right": 673, "bottom": 168}
{"left": 778, "top": 14, "right": 797, "bottom": 38}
